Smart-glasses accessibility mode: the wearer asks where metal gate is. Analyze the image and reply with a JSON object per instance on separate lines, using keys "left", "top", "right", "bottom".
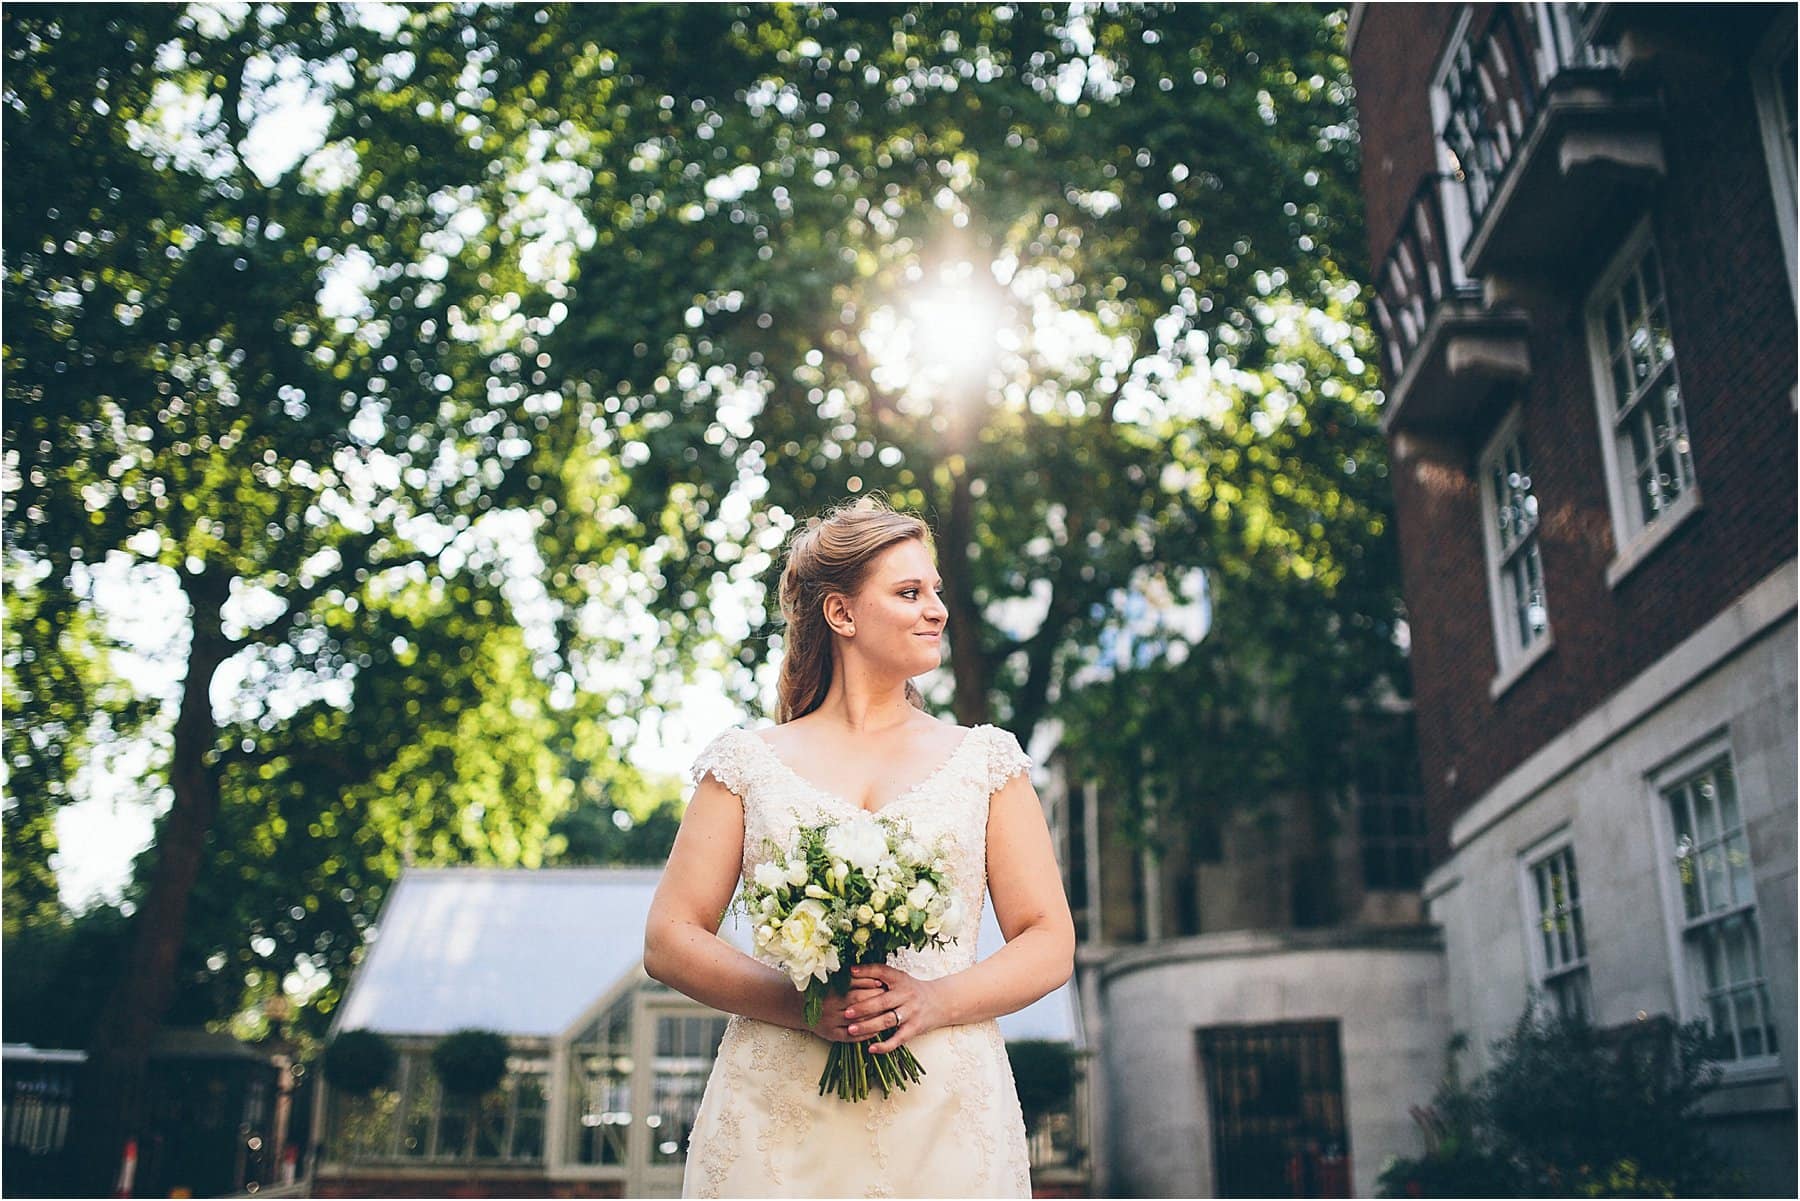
{"left": 1197, "top": 1021, "right": 1351, "bottom": 1198}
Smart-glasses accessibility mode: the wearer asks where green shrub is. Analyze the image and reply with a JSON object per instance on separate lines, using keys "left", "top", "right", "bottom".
{"left": 431, "top": 1028, "right": 510, "bottom": 1096}
{"left": 1005, "top": 1039, "right": 1077, "bottom": 1130}
{"left": 1377, "top": 1006, "right": 1737, "bottom": 1198}
{"left": 322, "top": 1028, "right": 398, "bottom": 1095}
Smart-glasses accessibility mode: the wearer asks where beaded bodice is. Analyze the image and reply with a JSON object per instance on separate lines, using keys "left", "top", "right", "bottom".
{"left": 688, "top": 723, "right": 1032, "bottom": 978}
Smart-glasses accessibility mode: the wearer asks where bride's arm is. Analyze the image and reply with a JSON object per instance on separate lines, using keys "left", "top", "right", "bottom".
{"left": 869, "top": 770, "right": 1075, "bottom": 1035}
{"left": 642, "top": 772, "right": 815, "bottom": 1031}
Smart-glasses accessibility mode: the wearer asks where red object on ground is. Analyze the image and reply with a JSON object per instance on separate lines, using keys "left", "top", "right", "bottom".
{"left": 114, "top": 1136, "right": 138, "bottom": 1198}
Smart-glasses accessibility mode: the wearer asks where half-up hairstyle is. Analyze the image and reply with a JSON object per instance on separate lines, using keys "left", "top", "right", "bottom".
{"left": 775, "top": 497, "right": 932, "bottom": 724}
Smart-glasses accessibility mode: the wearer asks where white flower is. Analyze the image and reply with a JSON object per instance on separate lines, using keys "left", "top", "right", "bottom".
{"left": 759, "top": 894, "right": 780, "bottom": 916}
{"left": 923, "top": 916, "right": 941, "bottom": 936}
{"left": 777, "top": 899, "right": 840, "bottom": 988}
{"left": 872, "top": 913, "right": 886, "bottom": 929}
{"left": 804, "top": 883, "right": 832, "bottom": 900}
{"left": 894, "top": 904, "right": 910, "bottom": 924}
{"left": 906, "top": 880, "right": 936, "bottom": 909}
{"left": 898, "top": 838, "right": 928, "bottom": 864}
{"left": 785, "top": 862, "right": 808, "bottom": 887}
{"left": 756, "top": 923, "right": 776, "bottom": 945}
{"left": 931, "top": 857, "right": 950, "bottom": 875}
{"left": 754, "top": 862, "right": 789, "bottom": 891}
{"left": 870, "top": 890, "right": 889, "bottom": 910}
{"left": 941, "top": 895, "right": 967, "bottom": 937}
{"left": 825, "top": 816, "right": 890, "bottom": 872}
{"left": 852, "top": 927, "right": 871, "bottom": 946}
{"left": 855, "top": 904, "right": 875, "bottom": 925}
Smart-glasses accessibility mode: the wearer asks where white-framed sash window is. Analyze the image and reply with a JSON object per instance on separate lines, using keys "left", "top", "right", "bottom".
{"left": 1584, "top": 219, "right": 1701, "bottom": 586}
{"left": 1479, "top": 406, "right": 1553, "bottom": 696}
{"left": 1653, "top": 740, "right": 1779, "bottom": 1066}
{"left": 1519, "top": 835, "right": 1593, "bottom": 1022}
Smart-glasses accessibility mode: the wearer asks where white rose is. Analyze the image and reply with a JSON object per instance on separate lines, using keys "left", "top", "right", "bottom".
{"left": 870, "top": 890, "right": 889, "bottom": 910}
{"left": 855, "top": 904, "right": 875, "bottom": 924}
{"left": 923, "top": 916, "right": 941, "bottom": 936}
{"left": 754, "top": 862, "right": 788, "bottom": 891}
{"left": 906, "top": 880, "right": 936, "bottom": 909}
{"left": 941, "top": 895, "right": 967, "bottom": 937}
{"left": 872, "top": 913, "right": 886, "bottom": 929}
{"left": 825, "top": 816, "right": 890, "bottom": 873}
{"left": 894, "top": 904, "right": 910, "bottom": 924}
{"left": 852, "top": 927, "right": 871, "bottom": 946}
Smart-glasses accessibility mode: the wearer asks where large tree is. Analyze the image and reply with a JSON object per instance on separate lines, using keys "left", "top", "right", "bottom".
{"left": 2, "top": 4, "right": 621, "bottom": 1184}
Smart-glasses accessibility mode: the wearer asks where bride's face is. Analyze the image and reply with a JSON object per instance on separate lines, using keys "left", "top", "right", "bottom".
{"left": 833, "top": 537, "right": 947, "bottom": 676}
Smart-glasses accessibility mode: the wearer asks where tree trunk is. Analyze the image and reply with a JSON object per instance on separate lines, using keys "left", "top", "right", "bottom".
{"left": 67, "top": 567, "right": 231, "bottom": 1196}
{"left": 942, "top": 462, "right": 992, "bottom": 729}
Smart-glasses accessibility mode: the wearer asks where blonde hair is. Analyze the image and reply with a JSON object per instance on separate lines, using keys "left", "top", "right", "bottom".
{"left": 775, "top": 497, "right": 933, "bottom": 724}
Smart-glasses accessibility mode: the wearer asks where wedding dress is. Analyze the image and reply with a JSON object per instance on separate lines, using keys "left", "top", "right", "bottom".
{"left": 679, "top": 723, "right": 1036, "bottom": 1199}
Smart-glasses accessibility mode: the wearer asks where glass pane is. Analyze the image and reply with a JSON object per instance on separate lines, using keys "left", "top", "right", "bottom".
{"left": 1722, "top": 913, "right": 1755, "bottom": 984}
{"left": 1734, "top": 988, "right": 1766, "bottom": 1058}
{"left": 1693, "top": 774, "right": 1721, "bottom": 844}
{"left": 1726, "top": 834, "right": 1756, "bottom": 906}
{"left": 400, "top": 1059, "right": 436, "bottom": 1158}
{"left": 1708, "top": 993, "right": 1739, "bottom": 1059}
{"left": 1535, "top": 864, "right": 1557, "bottom": 964}
{"left": 511, "top": 1075, "right": 546, "bottom": 1161}
{"left": 1524, "top": 543, "right": 1547, "bottom": 641}
{"left": 1604, "top": 303, "right": 1625, "bottom": 359}
{"left": 1666, "top": 784, "right": 1694, "bottom": 841}
{"left": 1714, "top": 761, "right": 1741, "bottom": 832}
{"left": 436, "top": 1094, "right": 472, "bottom": 1159}
{"left": 1696, "top": 926, "right": 1726, "bottom": 992}
{"left": 1699, "top": 845, "right": 1728, "bottom": 916}
{"left": 1648, "top": 300, "right": 1676, "bottom": 369}
{"left": 1610, "top": 346, "right": 1633, "bottom": 410}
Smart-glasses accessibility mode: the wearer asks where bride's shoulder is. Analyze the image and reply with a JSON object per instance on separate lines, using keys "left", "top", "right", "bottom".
{"left": 688, "top": 725, "right": 767, "bottom": 794}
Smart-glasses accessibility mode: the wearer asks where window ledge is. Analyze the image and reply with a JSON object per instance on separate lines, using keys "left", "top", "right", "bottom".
{"left": 1490, "top": 630, "right": 1556, "bottom": 700}
{"left": 1605, "top": 491, "right": 1704, "bottom": 590}
{"left": 1699, "top": 1061, "right": 1794, "bottom": 1117}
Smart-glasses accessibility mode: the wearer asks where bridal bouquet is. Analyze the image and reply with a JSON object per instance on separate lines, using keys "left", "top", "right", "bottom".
{"left": 739, "top": 812, "right": 965, "bottom": 1101}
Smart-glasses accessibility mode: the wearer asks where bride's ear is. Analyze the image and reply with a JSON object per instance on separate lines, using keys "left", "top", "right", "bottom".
{"left": 822, "top": 592, "right": 855, "bottom": 638}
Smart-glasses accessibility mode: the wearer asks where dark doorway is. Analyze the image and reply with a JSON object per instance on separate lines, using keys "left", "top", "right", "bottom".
{"left": 1197, "top": 1020, "right": 1351, "bottom": 1198}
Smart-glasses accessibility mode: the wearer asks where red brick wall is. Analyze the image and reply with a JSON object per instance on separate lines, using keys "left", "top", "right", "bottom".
{"left": 1353, "top": 5, "right": 1799, "bottom": 857}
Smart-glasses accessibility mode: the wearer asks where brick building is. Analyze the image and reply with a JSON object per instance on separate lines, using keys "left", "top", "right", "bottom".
{"left": 1350, "top": 1, "right": 1796, "bottom": 1190}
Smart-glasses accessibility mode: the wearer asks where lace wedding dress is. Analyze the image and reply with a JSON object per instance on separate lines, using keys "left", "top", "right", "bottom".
{"left": 679, "top": 722, "right": 1036, "bottom": 1199}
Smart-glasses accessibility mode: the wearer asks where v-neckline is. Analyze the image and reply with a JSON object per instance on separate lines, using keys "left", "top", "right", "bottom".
{"left": 745, "top": 724, "right": 984, "bottom": 817}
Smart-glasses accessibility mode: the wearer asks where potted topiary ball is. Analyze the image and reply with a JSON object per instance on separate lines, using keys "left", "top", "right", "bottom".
{"left": 431, "top": 1028, "right": 511, "bottom": 1097}
{"left": 323, "top": 1028, "right": 398, "bottom": 1096}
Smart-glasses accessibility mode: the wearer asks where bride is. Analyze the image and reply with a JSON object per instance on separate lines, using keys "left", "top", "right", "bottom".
{"left": 643, "top": 498, "right": 1076, "bottom": 1198}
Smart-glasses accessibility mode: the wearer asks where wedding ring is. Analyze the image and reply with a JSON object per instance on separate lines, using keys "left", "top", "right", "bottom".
{"left": 893, "top": 1008, "right": 902, "bottom": 1028}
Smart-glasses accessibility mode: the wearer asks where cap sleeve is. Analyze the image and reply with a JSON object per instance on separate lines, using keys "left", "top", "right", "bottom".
{"left": 688, "top": 728, "right": 756, "bottom": 798}
{"left": 984, "top": 726, "right": 1033, "bottom": 795}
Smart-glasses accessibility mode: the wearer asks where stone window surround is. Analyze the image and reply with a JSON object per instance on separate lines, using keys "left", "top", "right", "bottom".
{"left": 1581, "top": 215, "right": 1704, "bottom": 591}
{"left": 1644, "top": 732, "right": 1782, "bottom": 1079}
{"left": 1478, "top": 403, "right": 1556, "bottom": 700}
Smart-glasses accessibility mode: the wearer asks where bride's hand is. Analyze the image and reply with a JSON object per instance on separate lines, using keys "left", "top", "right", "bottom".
{"left": 842, "top": 964, "right": 947, "bottom": 1054}
{"left": 816, "top": 977, "right": 889, "bottom": 1043}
